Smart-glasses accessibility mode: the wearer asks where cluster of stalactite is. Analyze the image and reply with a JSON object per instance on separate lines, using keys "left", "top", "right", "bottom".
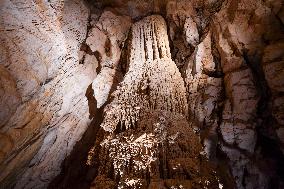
{"left": 100, "top": 15, "right": 187, "bottom": 132}
{"left": 88, "top": 15, "right": 222, "bottom": 189}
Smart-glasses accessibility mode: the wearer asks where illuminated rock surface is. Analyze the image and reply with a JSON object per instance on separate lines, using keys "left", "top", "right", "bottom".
{"left": 0, "top": 0, "right": 283, "bottom": 189}
{"left": 87, "top": 16, "right": 220, "bottom": 188}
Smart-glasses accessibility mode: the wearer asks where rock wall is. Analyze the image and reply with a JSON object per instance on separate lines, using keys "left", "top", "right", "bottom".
{"left": 0, "top": 0, "right": 94, "bottom": 188}
{"left": 0, "top": 0, "right": 284, "bottom": 188}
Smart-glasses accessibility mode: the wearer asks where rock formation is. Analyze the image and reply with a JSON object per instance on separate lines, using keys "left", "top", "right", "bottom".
{"left": 0, "top": 0, "right": 94, "bottom": 188}
{"left": 87, "top": 15, "right": 221, "bottom": 189}
{"left": 0, "top": 0, "right": 283, "bottom": 189}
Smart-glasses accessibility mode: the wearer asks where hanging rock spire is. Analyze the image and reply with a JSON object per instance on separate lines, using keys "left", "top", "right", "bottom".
{"left": 101, "top": 15, "right": 188, "bottom": 132}
{"left": 88, "top": 15, "right": 221, "bottom": 189}
{"left": 129, "top": 15, "right": 171, "bottom": 65}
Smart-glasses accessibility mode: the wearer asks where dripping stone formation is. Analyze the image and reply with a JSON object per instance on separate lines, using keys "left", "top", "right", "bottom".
{"left": 87, "top": 15, "right": 221, "bottom": 189}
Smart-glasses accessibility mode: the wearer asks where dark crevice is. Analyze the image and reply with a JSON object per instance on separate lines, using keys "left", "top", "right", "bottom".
{"left": 94, "top": 51, "right": 102, "bottom": 72}
{"left": 43, "top": 77, "right": 53, "bottom": 85}
{"left": 242, "top": 50, "right": 284, "bottom": 187}
{"left": 211, "top": 27, "right": 223, "bottom": 75}
{"left": 48, "top": 81, "right": 107, "bottom": 189}
{"left": 202, "top": 69, "right": 224, "bottom": 78}
{"left": 212, "top": 57, "right": 237, "bottom": 189}
{"left": 166, "top": 17, "right": 194, "bottom": 73}
{"left": 119, "top": 27, "right": 132, "bottom": 75}
{"left": 79, "top": 12, "right": 93, "bottom": 65}
{"left": 105, "top": 37, "right": 112, "bottom": 57}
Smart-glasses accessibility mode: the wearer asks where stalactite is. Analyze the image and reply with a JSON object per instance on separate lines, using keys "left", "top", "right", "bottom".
{"left": 100, "top": 15, "right": 187, "bottom": 133}
{"left": 88, "top": 15, "right": 220, "bottom": 189}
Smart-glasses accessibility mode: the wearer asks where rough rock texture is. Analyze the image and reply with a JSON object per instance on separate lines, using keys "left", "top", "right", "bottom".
{"left": 99, "top": 15, "right": 187, "bottom": 133}
{"left": 0, "top": 0, "right": 284, "bottom": 189}
{"left": 87, "top": 15, "right": 222, "bottom": 189}
{"left": 211, "top": 0, "right": 284, "bottom": 188}
{"left": 89, "top": 10, "right": 131, "bottom": 108}
{"left": 0, "top": 0, "right": 94, "bottom": 188}
{"left": 90, "top": 111, "right": 222, "bottom": 189}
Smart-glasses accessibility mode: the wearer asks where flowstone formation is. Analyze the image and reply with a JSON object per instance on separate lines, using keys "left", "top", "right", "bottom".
{"left": 88, "top": 15, "right": 221, "bottom": 189}
{"left": 99, "top": 15, "right": 187, "bottom": 133}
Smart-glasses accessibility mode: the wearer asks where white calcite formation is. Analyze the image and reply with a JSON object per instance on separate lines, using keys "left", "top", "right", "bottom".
{"left": 88, "top": 15, "right": 220, "bottom": 189}
{"left": 92, "top": 111, "right": 220, "bottom": 189}
{"left": 100, "top": 16, "right": 187, "bottom": 132}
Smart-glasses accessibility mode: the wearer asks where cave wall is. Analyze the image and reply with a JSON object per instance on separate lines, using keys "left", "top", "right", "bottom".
{"left": 0, "top": 0, "right": 95, "bottom": 188}
{"left": 0, "top": 0, "right": 284, "bottom": 188}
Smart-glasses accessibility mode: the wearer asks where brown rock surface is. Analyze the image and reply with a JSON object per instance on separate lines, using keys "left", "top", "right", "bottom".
{"left": 0, "top": 0, "right": 283, "bottom": 189}
{"left": 0, "top": 0, "right": 94, "bottom": 188}
{"left": 88, "top": 15, "right": 221, "bottom": 189}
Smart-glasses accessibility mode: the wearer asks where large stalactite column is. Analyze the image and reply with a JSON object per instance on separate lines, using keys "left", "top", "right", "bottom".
{"left": 88, "top": 15, "right": 221, "bottom": 189}
{"left": 100, "top": 15, "right": 187, "bottom": 132}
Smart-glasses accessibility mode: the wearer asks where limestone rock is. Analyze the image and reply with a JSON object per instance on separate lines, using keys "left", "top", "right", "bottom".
{"left": 100, "top": 15, "right": 186, "bottom": 132}
{"left": 262, "top": 41, "right": 284, "bottom": 154}
{"left": 184, "top": 31, "right": 222, "bottom": 126}
{"left": 184, "top": 17, "right": 199, "bottom": 47}
{"left": 0, "top": 65, "right": 21, "bottom": 128}
{"left": 91, "top": 111, "right": 220, "bottom": 189}
{"left": 0, "top": 0, "right": 97, "bottom": 188}
{"left": 262, "top": 42, "right": 284, "bottom": 92}
{"left": 92, "top": 67, "right": 122, "bottom": 108}
{"left": 88, "top": 10, "right": 131, "bottom": 108}
{"left": 88, "top": 15, "right": 221, "bottom": 189}
{"left": 86, "top": 27, "right": 107, "bottom": 57}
